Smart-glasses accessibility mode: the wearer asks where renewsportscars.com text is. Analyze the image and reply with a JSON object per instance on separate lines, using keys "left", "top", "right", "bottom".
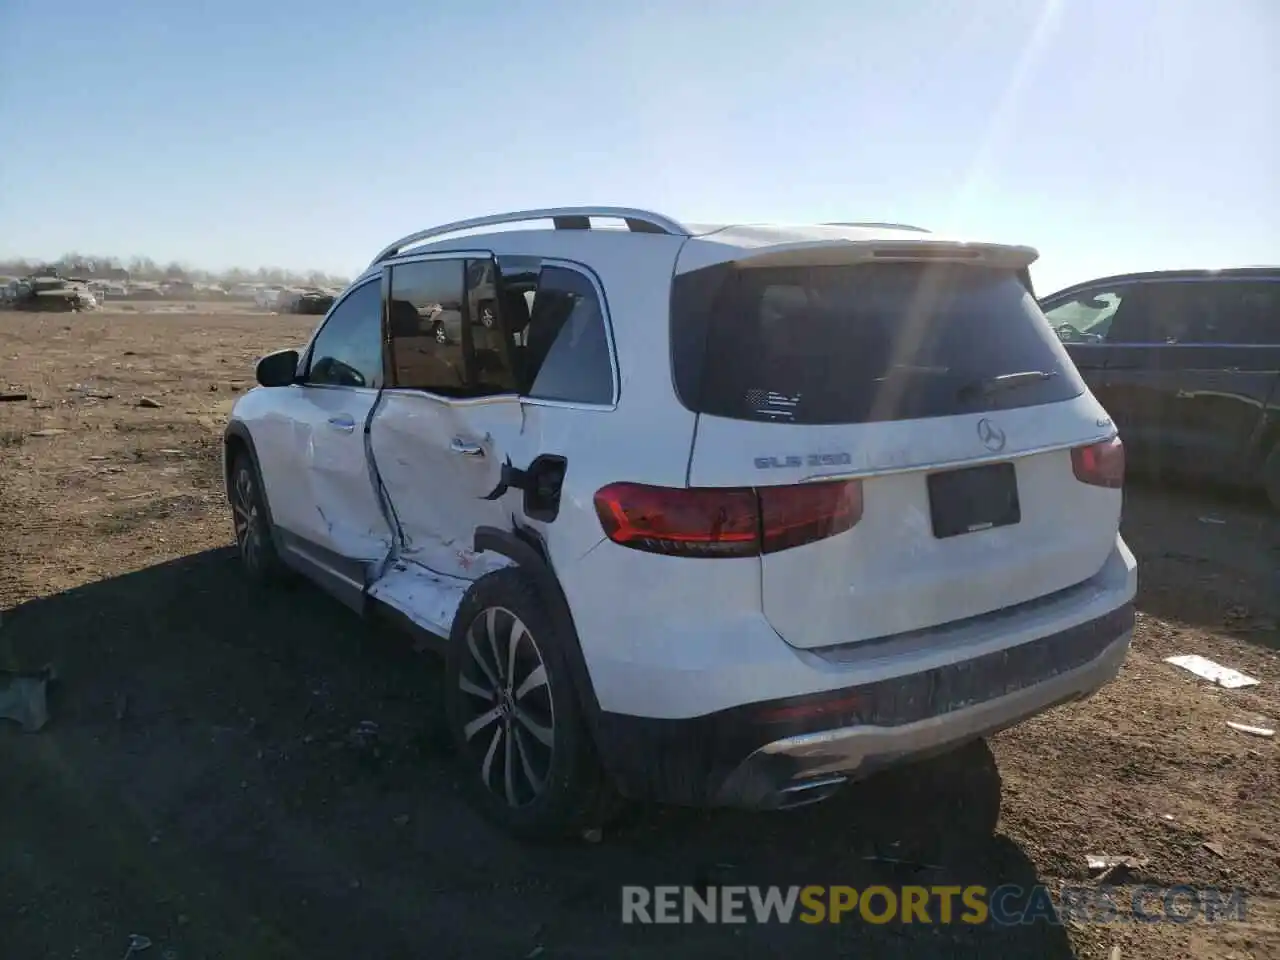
{"left": 621, "top": 884, "right": 1248, "bottom": 926}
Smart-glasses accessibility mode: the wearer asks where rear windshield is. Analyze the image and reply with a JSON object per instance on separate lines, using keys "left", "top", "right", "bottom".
{"left": 674, "top": 262, "right": 1083, "bottom": 425}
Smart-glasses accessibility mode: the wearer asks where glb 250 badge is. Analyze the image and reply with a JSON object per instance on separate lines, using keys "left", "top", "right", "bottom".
{"left": 754, "top": 452, "right": 853, "bottom": 470}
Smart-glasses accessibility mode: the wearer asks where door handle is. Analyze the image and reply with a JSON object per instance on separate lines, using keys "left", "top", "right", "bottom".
{"left": 327, "top": 415, "right": 356, "bottom": 432}
{"left": 450, "top": 437, "right": 484, "bottom": 457}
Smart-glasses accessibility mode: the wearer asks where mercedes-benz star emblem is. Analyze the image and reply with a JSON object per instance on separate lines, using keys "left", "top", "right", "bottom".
{"left": 976, "top": 417, "right": 1006, "bottom": 453}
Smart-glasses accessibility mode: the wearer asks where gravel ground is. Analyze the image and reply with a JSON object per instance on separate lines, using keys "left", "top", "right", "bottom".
{"left": 1, "top": 309, "right": 1277, "bottom": 959}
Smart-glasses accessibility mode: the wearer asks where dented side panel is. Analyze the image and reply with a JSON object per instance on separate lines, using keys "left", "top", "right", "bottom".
{"left": 368, "top": 391, "right": 531, "bottom": 580}
{"left": 294, "top": 385, "right": 395, "bottom": 562}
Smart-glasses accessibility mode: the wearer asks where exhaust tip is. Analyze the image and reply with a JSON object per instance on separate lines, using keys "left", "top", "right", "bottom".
{"left": 776, "top": 774, "right": 848, "bottom": 810}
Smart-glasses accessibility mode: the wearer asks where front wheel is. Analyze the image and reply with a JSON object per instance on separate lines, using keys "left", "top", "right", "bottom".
{"left": 229, "top": 454, "right": 287, "bottom": 585}
{"left": 444, "top": 568, "right": 620, "bottom": 840}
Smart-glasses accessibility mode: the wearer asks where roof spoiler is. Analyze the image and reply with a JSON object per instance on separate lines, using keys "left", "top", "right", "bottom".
{"left": 731, "top": 239, "right": 1039, "bottom": 271}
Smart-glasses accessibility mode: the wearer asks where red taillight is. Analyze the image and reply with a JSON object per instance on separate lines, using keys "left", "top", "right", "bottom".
{"left": 592, "top": 483, "right": 759, "bottom": 557}
{"left": 592, "top": 480, "right": 863, "bottom": 557}
{"left": 758, "top": 481, "right": 863, "bottom": 554}
{"left": 1071, "top": 436, "right": 1125, "bottom": 488}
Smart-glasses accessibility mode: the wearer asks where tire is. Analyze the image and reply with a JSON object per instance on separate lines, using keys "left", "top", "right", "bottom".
{"left": 1264, "top": 444, "right": 1280, "bottom": 513}
{"left": 444, "top": 567, "right": 620, "bottom": 840}
{"left": 229, "top": 453, "right": 288, "bottom": 585}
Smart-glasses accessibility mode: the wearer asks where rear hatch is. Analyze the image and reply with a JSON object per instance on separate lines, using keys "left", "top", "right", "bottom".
{"left": 674, "top": 240, "right": 1122, "bottom": 649}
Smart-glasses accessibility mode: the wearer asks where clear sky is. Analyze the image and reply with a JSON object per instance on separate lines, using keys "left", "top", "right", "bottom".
{"left": 1, "top": 0, "right": 1275, "bottom": 293}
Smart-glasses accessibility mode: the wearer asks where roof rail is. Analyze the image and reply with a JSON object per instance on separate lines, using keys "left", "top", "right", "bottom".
{"left": 371, "top": 206, "right": 690, "bottom": 265}
{"left": 823, "top": 221, "right": 931, "bottom": 233}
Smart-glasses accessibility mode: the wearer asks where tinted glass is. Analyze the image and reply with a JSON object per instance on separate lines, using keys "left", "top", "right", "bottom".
{"left": 387, "top": 259, "right": 468, "bottom": 394}
{"left": 1105, "top": 282, "right": 1218, "bottom": 344}
{"left": 525, "top": 266, "right": 613, "bottom": 404}
{"left": 466, "top": 258, "right": 520, "bottom": 395}
{"left": 684, "top": 262, "right": 1083, "bottom": 425}
{"left": 1206, "top": 280, "right": 1280, "bottom": 345}
{"left": 306, "top": 279, "right": 383, "bottom": 388}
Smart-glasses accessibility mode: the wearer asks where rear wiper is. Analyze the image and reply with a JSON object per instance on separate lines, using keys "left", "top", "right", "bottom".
{"left": 956, "top": 370, "right": 1058, "bottom": 400}
{"left": 872, "top": 363, "right": 951, "bottom": 383}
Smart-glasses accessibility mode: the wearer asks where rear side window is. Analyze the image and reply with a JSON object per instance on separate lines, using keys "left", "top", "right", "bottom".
{"left": 675, "top": 262, "right": 1083, "bottom": 425}
{"left": 387, "top": 259, "right": 469, "bottom": 395}
{"left": 1107, "top": 282, "right": 1217, "bottom": 344}
{"left": 388, "top": 257, "right": 523, "bottom": 397}
{"left": 1207, "top": 280, "right": 1280, "bottom": 345}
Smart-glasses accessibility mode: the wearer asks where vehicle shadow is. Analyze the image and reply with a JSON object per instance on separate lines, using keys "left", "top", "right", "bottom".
{"left": 1121, "top": 481, "right": 1279, "bottom": 652}
{"left": 1, "top": 549, "right": 1076, "bottom": 959}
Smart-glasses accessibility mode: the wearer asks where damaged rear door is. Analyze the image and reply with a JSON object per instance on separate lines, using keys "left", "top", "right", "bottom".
{"left": 368, "top": 253, "right": 618, "bottom": 584}
{"left": 369, "top": 254, "right": 529, "bottom": 581}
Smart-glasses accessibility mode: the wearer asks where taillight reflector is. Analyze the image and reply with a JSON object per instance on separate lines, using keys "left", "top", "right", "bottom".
{"left": 1071, "top": 436, "right": 1125, "bottom": 488}
{"left": 592, "top": 480, "right": 863, "bottom": 558}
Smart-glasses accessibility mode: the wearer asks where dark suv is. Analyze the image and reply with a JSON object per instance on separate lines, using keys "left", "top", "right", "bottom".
{"left": 1041, "top": 267, "right": 1280, "bottom": 509}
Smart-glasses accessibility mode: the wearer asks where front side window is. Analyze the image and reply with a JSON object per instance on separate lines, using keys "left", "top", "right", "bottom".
{"left": 1044, "top": 287, "right": 1128, "bottom": 343}
{"left": 304, "top": 279, "right": 383, "bottom": 388}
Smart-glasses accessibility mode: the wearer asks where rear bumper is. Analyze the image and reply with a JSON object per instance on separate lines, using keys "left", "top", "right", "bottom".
{"left": 592, "top": 594, "right": 1134, "bottom": 810}
{"left": 714, "top": 625, "right": 1130, "bottom": 809}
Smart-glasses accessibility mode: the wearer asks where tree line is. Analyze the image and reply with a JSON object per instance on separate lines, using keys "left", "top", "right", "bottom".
{"left": 0, "top": 253, "right": 350, "bottom": 289}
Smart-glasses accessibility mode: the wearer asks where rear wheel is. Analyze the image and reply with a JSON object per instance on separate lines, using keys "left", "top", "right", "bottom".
{"left": 230, "top": 453, "right": 287, "bottom": 585}
{"left": 445, "top": 568, "right": 620, "bottom": 840}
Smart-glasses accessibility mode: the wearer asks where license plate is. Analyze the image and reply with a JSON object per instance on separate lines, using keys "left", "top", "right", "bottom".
{"left": 927, "top": 462, "right": 1021, "bottom": 539}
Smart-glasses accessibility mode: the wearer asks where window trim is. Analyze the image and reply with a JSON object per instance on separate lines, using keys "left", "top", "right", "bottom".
{"left": 298, "top": 274, "right": 385, "bottom": 390}
{"left": 379, "top": 250, "right": 620, "bottom": 410}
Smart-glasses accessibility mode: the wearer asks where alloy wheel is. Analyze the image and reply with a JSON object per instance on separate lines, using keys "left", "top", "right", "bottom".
{"left": 231, "top": 466, "right": 263, "bottom": 572}
{"left": 457, "top": 606, "right": 555, "bottom": 807}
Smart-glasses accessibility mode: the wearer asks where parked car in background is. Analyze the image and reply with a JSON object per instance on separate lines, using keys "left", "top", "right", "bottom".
{"left": 1042, "top": 267, "right": 1280, "bottom": 509}
{"left": 6, "top": 275, "right": 97, "bottom": 312}
{"left": 290, "top": 289, "right": 336, "bottom": 315}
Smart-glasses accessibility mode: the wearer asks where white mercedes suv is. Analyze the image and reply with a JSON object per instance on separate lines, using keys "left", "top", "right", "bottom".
{"left": 223, "top": 207, "right": 1137, "bottom": 838}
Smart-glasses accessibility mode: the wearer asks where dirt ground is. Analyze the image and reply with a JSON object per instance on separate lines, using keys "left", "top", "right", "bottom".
{"left": 2, "top": 307, "right": 1278, "bottom": 960}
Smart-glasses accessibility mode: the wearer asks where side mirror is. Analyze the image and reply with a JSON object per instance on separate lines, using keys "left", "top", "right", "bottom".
{"left": 256, "top": 348, "right": 300, "bottom": 387}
